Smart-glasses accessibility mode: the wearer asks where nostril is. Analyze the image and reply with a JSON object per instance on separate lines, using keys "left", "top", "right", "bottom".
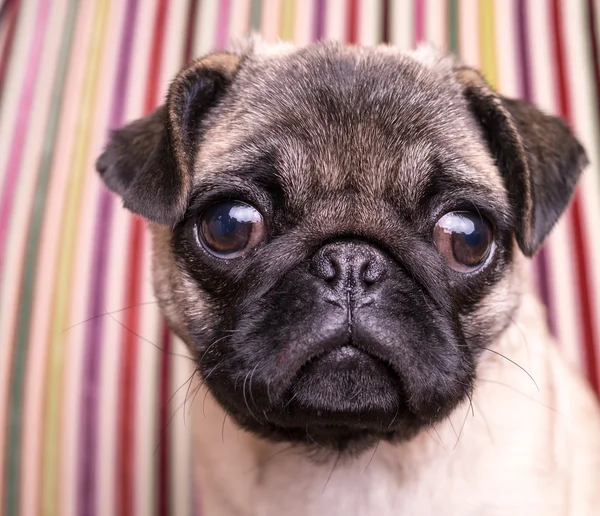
{"left": 363, "top": 260, "right": 386, "bottom": 285}
{"left": 311, "top": 250, "right": 337, "bottom": 282}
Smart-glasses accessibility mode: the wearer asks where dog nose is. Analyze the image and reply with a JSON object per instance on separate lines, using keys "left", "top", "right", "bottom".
{"left": 311, "top": 241, "right": 387, "bottom": 290}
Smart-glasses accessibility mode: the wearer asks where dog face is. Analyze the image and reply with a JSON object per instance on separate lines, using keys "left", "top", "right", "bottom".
{"left": 97, "top": 40, "right": 586, "bottom": 451}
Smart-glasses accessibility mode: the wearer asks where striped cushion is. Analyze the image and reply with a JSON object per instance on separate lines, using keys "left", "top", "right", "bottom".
{"left": 1, "top": 1, "right": 599, "bottom": 515}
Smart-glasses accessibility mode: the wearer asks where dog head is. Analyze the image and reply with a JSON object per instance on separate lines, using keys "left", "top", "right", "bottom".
{"left": 96, "top": 40, "right": 586, "bottom": 451}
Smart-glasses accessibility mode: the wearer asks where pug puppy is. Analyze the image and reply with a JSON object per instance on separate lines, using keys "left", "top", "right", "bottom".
{"left": 96, "top": 39, "right": 600, "bottom": 515}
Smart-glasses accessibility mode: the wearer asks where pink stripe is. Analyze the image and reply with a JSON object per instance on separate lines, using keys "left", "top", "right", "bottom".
{"left": 215, "top": 0, "right": 230, "bottom": 51}
{"left": 0, "top": 0, "right": 49, "bottom": 285}
{"left": 415, "top": 0, "right": 425, "bottom": 45}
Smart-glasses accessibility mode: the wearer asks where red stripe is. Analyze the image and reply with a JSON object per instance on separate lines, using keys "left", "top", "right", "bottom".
{"left": 117, "top": 1, "right": 169, "bottom": 515}
{"left": 347, "top": 0, "right": 358, "bottom": 44}
{"left": 550, "top": 0, "right": 599, "bottom": 394}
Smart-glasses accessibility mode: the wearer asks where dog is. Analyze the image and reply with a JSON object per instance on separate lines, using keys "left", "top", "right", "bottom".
{"left": 96, "top": 39, "right": 600, "bottom": 515}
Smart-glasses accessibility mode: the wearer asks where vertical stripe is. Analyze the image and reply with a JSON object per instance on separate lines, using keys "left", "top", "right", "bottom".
{"left": 347, "top": 0, "right": 358, "bottom": 44}
{"left": 0, "top": 0, "right": 48, "bottom": 295}
{"left": 479, "top": 0, "right": 496, "bottom": 88}
{"left": 516, "top": 0, "right": 554, "bottom": 333}
{"left": 0, "top": 0, "right": 20, "bottom": 107}
{"left": 458, "top": 0, "right": 479, "bottom": 68}
{"left": 550, "top": 0, "right": 599, "bottom": 394}
{"left": 78, "top": 2, "right": 139, "bottom": 516}
{"left": 250, "top": 0, "right": 262, "bottom": 32}
{"left": 158, "top": 325, "right": 172, "bottom": 516}
{"left": 280, "top": 0, "right": 294, "bottom": 41}
{"left": 117, "top": 1, "right": 168, "bottom": 514}
{"left": 40, "top": 2, "right": 110, "bottom": 513}
{"left": 161, "top": 5, "right": 200, "bottom": 514}
{"left": 184, "top": 0, "right": 198, "bottom": 64}
{"left": 448, "top": 0, "right": 458, "bottom": 55}
{"left": 381, "top": 0, "right": 389, "bottom": 44}
{"left": 588, "top": 0, "right": 600, "bottom": 137}
{"left": 216, "top": 0, "right": 230, "bottom": 50}
{"left": 565, "top": 0, "right": 600, "bottom": 389}
{"left": 0, "top": 0, "right": 54, "bottom": 513}
{"left": 388, "top": 0, "right": 413, "bottom": 50}
{"left": 424, "top": 0, "right": 446, "bottom": 50}
{"left": 415, "top": 0, "right": 424, "bottom": 44}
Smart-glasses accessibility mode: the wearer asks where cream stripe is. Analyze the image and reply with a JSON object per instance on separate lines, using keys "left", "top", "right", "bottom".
{"left": 458, "top": 0, "right": 479, "bottom": 67}
{"left": 561, "top": 0, "right": 600, "bottom": 376}
{"left": 293, "top": 0, "right": 315, "bottom": 45}
{"left": 358, "top": 0, "right": 382, "bottom": 46}
{"left": 493, "top": 0, "right": 518, "bottom": 97}
{"left": 195, "top": 0, "right": 218, "bottom": 55}
{"left": 0, "top": 0, "right": 38, "bottom": 185}
{"left": 229, "top": 0, "right": 252, "bottom": 42}
{"left": 389, "top": 0, "right": 414, "bottom": 50}
{"left": 527, "top": 0, "right": 584, "bottom": 371}
{"left": 424, "top": 0, "right": 447, "bottom": 50}
{"left": 261, "top": 0, "right": 283, "bottom": 42}
{"left": 325, "top": 0, "right": 347, "bottom": 42}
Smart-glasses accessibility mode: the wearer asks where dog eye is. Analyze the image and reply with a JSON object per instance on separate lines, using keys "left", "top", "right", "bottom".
{"left": 198, "top": 201, "right": 265, "bottom": 258}
{"left": 433, "top": 212, "right": 492, "bottom": 271}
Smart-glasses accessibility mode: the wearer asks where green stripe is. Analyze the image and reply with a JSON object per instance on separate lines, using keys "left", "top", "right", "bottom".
{"left": 4, "top": 2, "right": 79, "bottom": 515}
{"left": 448, "top": 0, "right": 459, "bottom": 56}
{"left": 250, "top": 0, "right": 261, "bottom": 32}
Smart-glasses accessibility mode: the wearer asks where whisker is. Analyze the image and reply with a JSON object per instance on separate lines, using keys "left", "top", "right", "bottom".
{"left": 480, "top": 347, "right": 539, "bottom": 391}
{"left": 243, "top": 445, "right": 296, "bottom": 474}
{"left": 221, "top": 411, "right": 229, "bottom": 444}
{"left": 478, "top": 378, "right": 562, "bottom": 415}
{"left": 429, "top": 425, "right": 446, "bottom": 449}
{"left": 105, "top": 312, "right": 194, "bottom": 362}
{"left": 243, "top": 366, "right": 262, "bottom": 424}
{"left": 453, "top": 402, "right": 471, "bottom": 450}
{"left": 321, "top": 452, "right": 342, "bottom": 494}
{"left": 61, "top": 300, "right": 161, "bottom": 334}
{"left": 361, "top": 440, "right": 380, "bottom": 477}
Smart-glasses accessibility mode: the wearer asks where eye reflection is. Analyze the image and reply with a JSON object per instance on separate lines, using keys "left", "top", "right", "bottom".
{"left": 198, "top": 201, "right": 265, "bottom": 258}
{"left": 433, "top": 211, "right": 493, "bottom": 272}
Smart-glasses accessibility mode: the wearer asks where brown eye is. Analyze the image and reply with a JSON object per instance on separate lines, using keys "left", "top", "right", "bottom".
{"left": 198, "top": 201, "right": 265, "bottom": 258}
{"left": 433, "top": 212, "right": 493, "bottom": 272}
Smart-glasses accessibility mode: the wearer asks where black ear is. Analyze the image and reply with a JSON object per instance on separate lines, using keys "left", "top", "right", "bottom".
{"left": 455, "top": 67, "right": 588, "bottom": 256}
{"left": 96, "top": 53, "right": 242, "bottom": 225}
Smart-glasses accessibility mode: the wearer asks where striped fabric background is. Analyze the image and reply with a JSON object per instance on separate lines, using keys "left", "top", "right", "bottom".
{"left": 0, "top": 1, "right": 599, "bottom": 515}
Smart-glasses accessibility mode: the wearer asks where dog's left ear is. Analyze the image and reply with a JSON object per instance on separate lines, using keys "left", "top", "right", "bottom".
{"left": 455, "top": 67, "right": 588, "bottom": 256}
{"left": 96, "top": 53, "right": 242, "bottom": 225}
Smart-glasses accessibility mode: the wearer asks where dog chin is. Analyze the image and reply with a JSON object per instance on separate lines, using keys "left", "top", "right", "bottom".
{"left": 208, "top": 345, "right": 435, "bottom": 452}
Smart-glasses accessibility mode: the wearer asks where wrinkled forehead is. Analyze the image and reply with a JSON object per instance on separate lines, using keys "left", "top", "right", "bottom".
{"left": 194, "top": 44, "right": 507, "bottom": 216}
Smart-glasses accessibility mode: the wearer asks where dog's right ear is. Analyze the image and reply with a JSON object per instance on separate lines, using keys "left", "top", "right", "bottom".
{"left": 96, "top": 53, "right": 242, "bottom": 225}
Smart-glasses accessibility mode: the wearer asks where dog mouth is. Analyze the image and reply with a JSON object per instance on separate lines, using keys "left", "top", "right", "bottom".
{"left": 265, "top": 344, "right": 413, "bottom": 437}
